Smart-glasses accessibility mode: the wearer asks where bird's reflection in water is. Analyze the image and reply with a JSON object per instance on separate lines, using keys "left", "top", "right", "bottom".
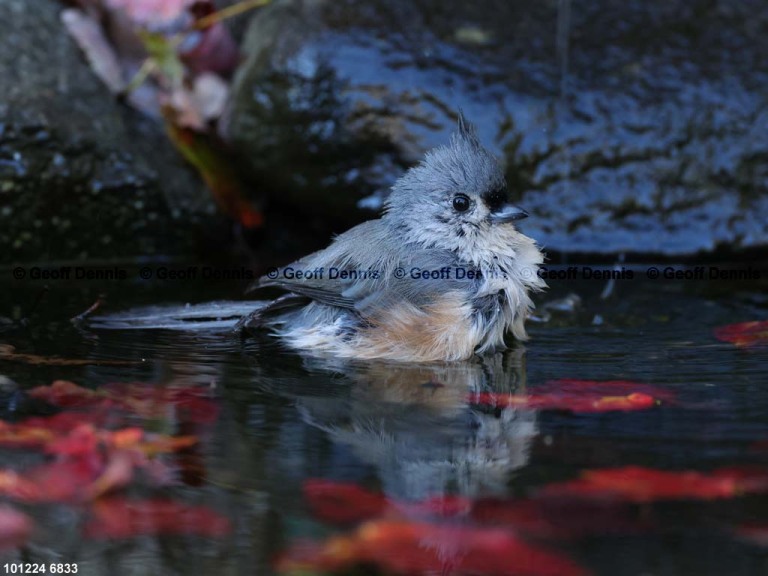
{"left": 262, "top": 347, "right": 538, "bottom": 503}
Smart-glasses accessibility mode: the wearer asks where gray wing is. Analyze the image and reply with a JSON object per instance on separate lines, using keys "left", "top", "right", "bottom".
{"left": 253, "top": 220, "right": 482, "bottom": 318}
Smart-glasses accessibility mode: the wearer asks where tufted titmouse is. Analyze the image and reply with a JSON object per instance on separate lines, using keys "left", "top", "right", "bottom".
{"left": 242, "top": 114, "right": 546, "bottom": 361}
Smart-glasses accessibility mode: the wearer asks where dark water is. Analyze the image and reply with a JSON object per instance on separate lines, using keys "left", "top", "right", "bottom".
{"left": 0, "top": 265, "right": 767, "bottom": 575}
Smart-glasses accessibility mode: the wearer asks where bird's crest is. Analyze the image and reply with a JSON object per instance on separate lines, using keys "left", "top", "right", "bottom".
{"left": 455, "top": 109, "right": 481, "bottom": 147}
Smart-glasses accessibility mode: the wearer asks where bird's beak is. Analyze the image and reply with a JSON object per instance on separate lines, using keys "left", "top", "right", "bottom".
{"left": 489, "top": 203, "right": 529, "bottom": 224}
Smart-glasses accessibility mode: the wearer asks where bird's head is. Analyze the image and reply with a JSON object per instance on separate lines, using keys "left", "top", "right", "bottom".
{"left": 384, "top": 113, "right": 528, "bottom": 256}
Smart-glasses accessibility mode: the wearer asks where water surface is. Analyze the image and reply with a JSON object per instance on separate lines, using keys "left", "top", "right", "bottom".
{"left": 0, "top": 265, "right": 766, "bottom": 575}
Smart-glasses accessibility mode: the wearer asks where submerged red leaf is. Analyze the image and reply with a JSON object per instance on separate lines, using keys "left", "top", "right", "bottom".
{"left": 304, "top": 479, "right": 387, "bottom": 525}
{"left": 84, "top": 497, "right": 232, "bottom": 539}
{"left": 35, "top": 422, "right": 197, "bottom": 459}
{"left": 469, "top": 380, "right": 672, "bottom": 414}
{"left": 714, "top": 320, "right": 768, "bottom": 348}
{"left": 537, "top": 466, "right": 768, "bottom": 503}
{"left": 0, "top": 507, "right": 33, "bottom": 552}
{"left": 27, "top": 380, "right": 107, "bottom": 408}
{"left": 0, "top": 378, "right": 210, "bottom": 506}
{"left": 732, "top": 523, "right": 768, "bottom": 547}
{"left": 116, "top": 430, "right": 198, "bottom": 456}
{"left": 84, "top": 450, "right": 137, "bottom": 500}
{"left": 27, "top": 380, "right": 220, "bottom": 426}
{"left": 0, "top": 421, "right": 56, "bottom": 449}
{"left": 277, "top": 520, "right": 589, "bottom": 576}
{"left": 180, "top": 25, "right": 239, "bottom": 77}
{"left": 303, "top": 479, "right": 645, "bottom": 541}
{"left": 303, "top": 480, "right": 472, "bottom": 526}
{"left": 405, "top": 494, "right": 473, "bottom": 518}
{"left": 710, "top": 466, "right": 768, "bottom": 494}
{"left": 0, "top": 471, "right": 41, "bottom": 502}
{"left": 21, "top": 411, "right": 115, "bottom": 433}
{"left": 0, "top": 420, "right": 196, "bottom": 503}
{"left": 9, "top": 459, "right": 102, "bottom": 503}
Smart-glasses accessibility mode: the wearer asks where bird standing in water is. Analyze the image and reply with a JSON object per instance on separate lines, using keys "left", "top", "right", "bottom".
{"left": 242, "top": 115, "right": 545, "bottom": 361}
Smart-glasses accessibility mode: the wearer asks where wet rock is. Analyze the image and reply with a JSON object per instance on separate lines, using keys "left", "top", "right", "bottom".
{"left": 0, "top": 0, "right": 215, "bottom": 265}
{"left": 228, "top": 0, "right": 768, "bottom": 257}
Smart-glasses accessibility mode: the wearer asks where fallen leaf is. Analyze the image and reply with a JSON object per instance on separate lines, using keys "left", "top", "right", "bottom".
{"left": 84, "top": 449, "right": 137, "bottom": 500}
{"left": 276, "top": 520, "right": 589, "bottom": 576}
{"left": 714, "top": 320, "right": 768, "bottom": 348}
{"left": 304, "top": 479, "right": 387, "bottom": 525}
{"left": 0, "top": 507, "right": 33, "bottom": 552}
{"left": 732, "top": 523, "right": 768, "bottom": 547}
{"left": 27, "top": 380, "right": 104, "bottom": 407}
{"left": 21, "top": 410, "right": 116, "bottom": 433}
{"left": 84, "top": 497, "right": 232, "bottom": 539}
{"left": 28, "top": 380, "right": 220, "bottom": 426}
{"left": 61, "top": 9, "right": 126, "bottom": 93}
{"left": 0, "top": 471, "right": 40, "bottom": 502}
{"left": 119, "top": 431, "right": 198, "bottom": 457}
{"left": 45, "top": 424, "right": 100, "bottom": 458}
{"left": 302, "top": 479, "right": 644, "bottom": 541}
{"left": 0, "top": 417, "right": 199, "bottom": 503}
{"left": 469, "top": 380, "right": 672, "bottom": 414}
{"left": 543, "top": 379, "right": 676, "bottom": 402}
{"left": 711, "top": 466, "right": 768, "bottom": 494}
{"left": 0, "top": 421, "right": 56, "bottom": 449}
{"left": 5, "top": 459, "right": 101, "bottom": 503}
{"left": 43, "top": 423, "right": 197, "bottom": 458}
{"left": 63, "top": 0, "right": 264, "bottom": 230}
{"left": 303, "top": 480, "right": 472, "bottom": 526}
{"left": 536, "top": 466, "right": 768, "bottom": 503}
{"left": 405, "top": 494, "right": 473, "bottom": 518}
{"left": 180, "top": 24, "right": 240, "bottom": 77}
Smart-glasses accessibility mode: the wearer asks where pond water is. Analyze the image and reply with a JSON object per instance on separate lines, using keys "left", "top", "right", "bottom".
{"left": 0, "top": 263, "right": 766, "bottom": 575}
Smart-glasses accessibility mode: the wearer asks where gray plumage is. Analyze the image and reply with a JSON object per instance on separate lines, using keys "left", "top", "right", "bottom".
{"left": 244, "top": 115, "right": 546, "bottom": 361}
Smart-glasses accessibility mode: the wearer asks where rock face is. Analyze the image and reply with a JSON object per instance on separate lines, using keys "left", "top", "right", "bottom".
{"left": 228, "top": 0, "right": 768, "bottom": 257}
{"left": 0, "top": 0, "right": 213, "bottom": 265}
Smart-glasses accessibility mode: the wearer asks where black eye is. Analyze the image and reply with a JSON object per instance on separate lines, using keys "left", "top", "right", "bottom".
{"left": 452, "top": 194, "right": 471, "bottom": 212}
{"left": 484, "top": 188, "right": 508, "bottom": 212}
